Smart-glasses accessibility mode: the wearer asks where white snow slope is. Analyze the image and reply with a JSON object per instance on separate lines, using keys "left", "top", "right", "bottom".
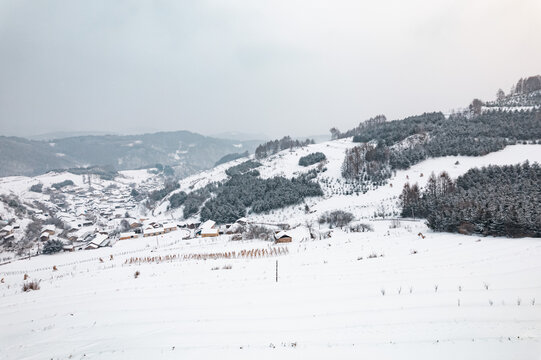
{"left": 1, "top": 143, "right": 541, "bottom": 359}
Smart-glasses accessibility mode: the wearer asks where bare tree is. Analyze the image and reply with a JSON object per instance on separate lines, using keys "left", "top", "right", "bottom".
{"left": 469, "top": 98, "right": 484, "bottom": 116}
{"left": 496, "top": 88, "right": 505, "bottom": 102}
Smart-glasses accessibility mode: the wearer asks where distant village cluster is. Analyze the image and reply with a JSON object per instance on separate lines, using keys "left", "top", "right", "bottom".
{"left": 0, "top": 172, "right": 293, "bottom": 259}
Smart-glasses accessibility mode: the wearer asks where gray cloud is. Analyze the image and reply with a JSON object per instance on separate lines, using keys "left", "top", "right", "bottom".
{"left": 1, "top": 0, "right": 540, "bottom": 138}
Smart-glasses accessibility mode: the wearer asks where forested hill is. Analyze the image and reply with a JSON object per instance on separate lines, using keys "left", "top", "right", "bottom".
{"left": 0, "top": 131, "right": 261, "bottom": 178}
{"left": 336, "top": 110, "right": 540, "bottom": 193}
{"left": 333, "top": 76, "right": 541, "bottom": 191}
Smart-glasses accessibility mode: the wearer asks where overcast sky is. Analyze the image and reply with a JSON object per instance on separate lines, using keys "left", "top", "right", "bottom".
{"left": 0, "top": 0, "right": 540, "bottom": 139}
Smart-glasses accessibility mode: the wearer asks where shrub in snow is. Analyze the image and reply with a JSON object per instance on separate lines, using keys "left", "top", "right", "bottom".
{"left": 319, "top": 210, "right": 354, "bottom": 228}
{"left": 42, "top": 240, "right": 63, "bottom": 254}
{"left": 349, "top": 223, "right": 373, "bottom": 233}
{"left": 51, "top": 179, "right": 74, "bottom": 190}
{"left": 389, "top": 219, "right": 401, "bottom": 229}
{"left": 243, "top": 225, "right": 274, "bottom": 241}
{"left": 22, "top": 280, "right": 40, "bottom": 292}
{"left": 29, "top": 183, "right": 43, "bottom": 193}
{"left": 298, "top": 152, "right": 326, "bottom": 167}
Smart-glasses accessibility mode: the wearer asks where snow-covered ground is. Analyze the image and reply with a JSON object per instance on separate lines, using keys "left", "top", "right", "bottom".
{"left": 1, "top": 222, "right": 540, "bottom": 359}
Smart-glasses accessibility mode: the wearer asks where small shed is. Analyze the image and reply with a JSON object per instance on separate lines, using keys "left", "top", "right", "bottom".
{"left": 63, "top": 245, "right": 75, "bottom": 252}
{"left": 274, "top": 231, "right": 292, "bottom": 243}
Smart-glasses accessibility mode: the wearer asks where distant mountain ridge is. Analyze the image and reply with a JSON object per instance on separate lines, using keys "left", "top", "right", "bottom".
{"left": 0, "top": 131, "right": 260, "bottom": 178}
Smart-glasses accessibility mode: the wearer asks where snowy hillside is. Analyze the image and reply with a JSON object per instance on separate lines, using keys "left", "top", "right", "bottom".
{"left": 158, "top": 141, "right": 541, "bottom": 226}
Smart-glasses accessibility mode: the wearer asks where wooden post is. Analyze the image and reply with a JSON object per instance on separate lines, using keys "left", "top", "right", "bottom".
{"left": 276, "top": 260, "right": 278, "bottom": 283}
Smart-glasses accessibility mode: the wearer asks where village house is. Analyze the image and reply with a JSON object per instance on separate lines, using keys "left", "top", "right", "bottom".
{"left": 42, "top": 225, "right": 56, "bottom": 235}
{"left": 143, "top": 226, "right": 164, "bottom": 237}
{"left": 119, "top": 232, "right": 138, "bottom": 240}
{"left": 236, "top": 217, "right": 248, "bottom": 226}
{"left": 63, "top": 244, "right": 75, "bottom": 252}
{"left": 4, "top": 233, "right": 15, "bottom": 242}
{"left": 1, "top": 225, "right": 14, "bottom": 235}
{"left": 40, "top": 232, "right": 50, "bottom": 242}
{"left": 163, "top": 222, "right": 177, "bottom": 233}
{"left": 85, "top": 234, "right": 110, "bottom": 250}
{"left": 198, "top": 220, "right": 219, "bottom": 238}
{"left": 201, "top": 227, "right": 219, "bottom": 237}
{"left": 274, "top": 231, "right": 292, "bottom": 243}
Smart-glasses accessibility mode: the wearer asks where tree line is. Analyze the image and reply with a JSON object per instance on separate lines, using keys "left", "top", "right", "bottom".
{"left": 255, "top": 136, "right": 314, "bottom": 159}
{"left": 399, "top": 163, "right": 541, "bottom": 237}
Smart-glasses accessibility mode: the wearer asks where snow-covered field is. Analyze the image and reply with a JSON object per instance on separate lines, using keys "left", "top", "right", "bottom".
{"left": 1, "top": 223, "right": 540, "bottom": 359}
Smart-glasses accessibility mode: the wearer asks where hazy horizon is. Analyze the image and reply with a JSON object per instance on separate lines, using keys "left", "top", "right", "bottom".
{"left": 1, "top": 0, "right": 540, "bottom": 139}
